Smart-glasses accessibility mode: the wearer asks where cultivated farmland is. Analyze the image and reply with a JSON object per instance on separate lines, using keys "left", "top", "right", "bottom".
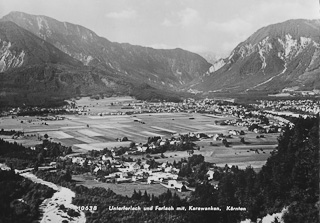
{"left": 0, "top": 97, "right": 279, "bottom": 168}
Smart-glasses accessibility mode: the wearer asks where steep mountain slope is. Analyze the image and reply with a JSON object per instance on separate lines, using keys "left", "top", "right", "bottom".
{"left": 0, "top": 21, "right": 81, "bottom": 72}
{"left": 1, "top": 11, "right": 211, "bottom": 88}
{"left": 0, "top": 20, "right": 136, "bottom": 106}
{"left": 0, "top": 63, "right": 132, "bottom": 106}
{"left": 194, "top": 19, "right": 320, "bottom": 93}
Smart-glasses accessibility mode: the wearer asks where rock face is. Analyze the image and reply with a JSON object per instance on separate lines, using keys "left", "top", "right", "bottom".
{"left": 1, "top": 11, "right": 211, "bottom": 88}
{"left": 195, "top": 19, "right": 320, "bottom": 93}
{"left": 0, "top": 21, "right": 81, "bottom": 72}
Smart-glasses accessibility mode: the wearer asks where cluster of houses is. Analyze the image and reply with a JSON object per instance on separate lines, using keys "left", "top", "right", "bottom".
{"left": 254, "top": 99, "right": 320, "bottom": 115}
{"left": 212, "top": 130, "right": 244, "bottom": 141}
{"left": 69, "top": 153, "right": 217, "bottom": 192}
{"left": 60, "top": 98, "right": 319, "bottom": 132}
{"left": 0, "top": 106, "right": 70, "bottom": 117}
{"left": 110, "top": 133, "right": 204, "bottom": 156}
{"left": 63, "top": 98, "right": 252, "bottom": 116}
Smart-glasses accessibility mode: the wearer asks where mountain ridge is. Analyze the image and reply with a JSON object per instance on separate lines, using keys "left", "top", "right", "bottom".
{"left": 1, "top": 11, "right": 211, "bottom": 88}
{"left": 194, "top": 18, "right": 320, "bottom": 94}
{"left": 0, "top": 12, "right": 319, "bottom": 105}
{"left": 0, "top": 20, "right": 82, "bottom": 72}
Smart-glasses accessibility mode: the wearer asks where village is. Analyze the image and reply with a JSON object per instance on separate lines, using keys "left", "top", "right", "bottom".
{"left": 66, "top": 140, "right": 219, "bottom": 194}
{"left": 253, "top": 99, "right": 320, "bottom": 115}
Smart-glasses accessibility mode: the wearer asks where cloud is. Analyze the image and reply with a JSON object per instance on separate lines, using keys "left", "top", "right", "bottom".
{"left": 161, "top": 8, "right": 201, "bottom": 27}
{"left": 204, "top": 18, "right": 254, "bottom": 55}
{"left": 206, "top": 18, "right": 252, "bottom": 35}
{"left": 106, "top": 9, "right": 137, "bottom": 19}
{"left": 178, "top": 8, "right": 200, "bottom": 27}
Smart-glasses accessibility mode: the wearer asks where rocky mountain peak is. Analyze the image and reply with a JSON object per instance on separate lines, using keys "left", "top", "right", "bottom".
{"left": 194, "top": 19, "right": 320, "bottom": 93}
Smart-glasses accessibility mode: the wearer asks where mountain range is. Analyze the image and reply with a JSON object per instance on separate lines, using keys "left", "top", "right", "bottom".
{"left": 192, "top": 19, "right": 320, "bottom": 94}
{"left": 0, "top": 11, "right": 319, "bottom": 105}
{"left": 1, "top": 12, "right": 211, "bottom": 86}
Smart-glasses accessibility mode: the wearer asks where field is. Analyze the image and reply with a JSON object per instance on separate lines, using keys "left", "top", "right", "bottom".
{"left": 0, "top": 97, "right": 278, "bottom": 168}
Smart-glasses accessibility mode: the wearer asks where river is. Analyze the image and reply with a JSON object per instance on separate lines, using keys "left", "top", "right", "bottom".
{"left": 19, "top": 172, "right": 86, "bottom": 223}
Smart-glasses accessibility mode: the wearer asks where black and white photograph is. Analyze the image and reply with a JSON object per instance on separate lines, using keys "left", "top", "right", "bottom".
{"left": 0, "top": 0, "right": 319, "bottom": 222}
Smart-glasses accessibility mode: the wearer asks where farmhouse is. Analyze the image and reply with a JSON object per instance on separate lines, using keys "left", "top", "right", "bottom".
{"left": 207, "top": 170, "right": 215, "bottom": 180}
{"left": 147, "top": 171, "right": 178, "bottom": 184}
{"left": 196, "top": 133, "right": 208, "bottom": 139}
{"left": 72, "top": 157, "right": 86, "bottom": 166}
{"left": 147, "top": 176, "right": 163, "bottom": 184}
{"left": 254, "top": 128, "right": 265, "bottom": 134}
{"left": 116, "top": 177, "right": 131, "bottom": 183}
{"left": 228, "top": 130, "right": 240, "bottom": 136}
{"left": 166, "top": 180, "right": 187, "bottom": 192}
{"left": 213, "top": 134, "right": 222, "bottom": 141}
{"left": 137, "top": 146, "right": 148, "bottom": 152}
{"left": 102, "top": 155, "right": 113, "bottom": 162}
{"left": 143, "top": 164, "right": 150, "bottom": 170}
{"left": 129, "top": 162, "right": 141, "bottom": 171}
{"left": 132, "top": 175, "right": 144, "bottom": 182}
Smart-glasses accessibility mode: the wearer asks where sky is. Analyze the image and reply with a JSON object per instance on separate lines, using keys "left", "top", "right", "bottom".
{"left": 0, "top": 0, "right": 319, "bottom": 57}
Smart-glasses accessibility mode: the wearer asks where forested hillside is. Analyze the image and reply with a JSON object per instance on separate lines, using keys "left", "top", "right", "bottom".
{"left": 0, "top": 170, "right": 55, "bottom": 223}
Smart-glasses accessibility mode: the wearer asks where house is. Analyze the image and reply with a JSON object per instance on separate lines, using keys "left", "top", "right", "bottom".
{"left": 143, "top": 164, "right": 150, "bottom": 170}
{"left": 117, "top": 172, "right": 129, "bottom": 178}
{"left": 167, "top": 180, "right": 187, "bottom": 192}
{"left": 207, "top": 170, "right": 215, "bottom": 180}
{"left": 118, "top": 167, "right": 132, "bottom": 173}
{"left": 147, "top": 175, "right": 164, "bottom": 184}
{"left": 137, "top": 146, "right": 148, "bottom": 152}
{"left": 102, "top": 155, "right": 113, "bottom": 162}
{"left": 0, "top": 164, "right": 11, "bottom": 171}
{"left": 129, "top": 163, "right": 141, "bottom": 171}
{"left": 172, "top": 168, "right": 180, "bottom": 174}
{"left": 132, "top": 175, "right": 143, "bottom": 182}
{"left": 164, "top": 166, "right": 173, "bottom": 173}
{"left": 254, "top": 128, "right": 265, "bottom": 134}
{"left": 189, "top": 133, "right": 196, "bottom": 137}
{"left": 147, "top": 177, "right": 155, "bottom": 184}
{"left": 72, "top": 157, "right": 86, "bottom": 166}
{"left": 116, "top": 178, "right": 131, "bottom": 183}
{"left": 196, "top": 133, "right": 208, "bottom": 139}
{"left": 93, "top": 166, "right": 101, "bottom": 174}
{"left": 170, "top": 139, "right": 181, "bottom": 145}
{"left": 228, "top": 130, "right": 240, "bottom": 136}
{"left": 49, "top": 162, "right": 57, "bottom": 168}
{"left": 149, "top": 143, "right": 156, "bottom": 149}
{"left": 209, "top": 180, "right": 219, "bottom": 189}
{"left": 213, "top": 133, "right": 223, "bottom": 141}
{"left": 161, "top": 163, "right": 168, "bottom": 169}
